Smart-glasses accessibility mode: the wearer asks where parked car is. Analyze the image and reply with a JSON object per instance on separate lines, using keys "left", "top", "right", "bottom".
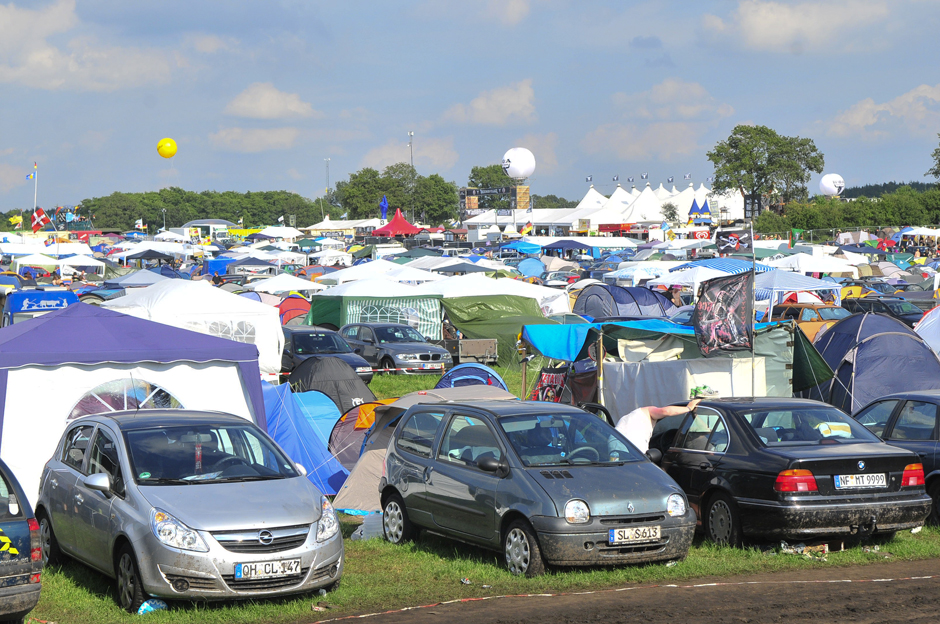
{"left": 282, "top": 325, "right": 373, "bottom": 383}
{"left": 650, "top": 397, "right": 930, "bottom": 546}
{"left": 0, "top": 458, "right": 42, "bottom": 623}
{"left": 380, "top": 401, "right": 695, "bottom": 576}
{"left": 852, "top": 390, "right": 940, "bottom": 523}
{"left": 842, "top": 296, "right": 923, "bottom": 327}
{"left": 340, "top": 323, "right": 452, "bottom": 374}
{"left": 539, "top": 271, "right": 581, "bottom": 288}
{"left": 768, "top": 304, "right": 852, "bottom": 341}
{"left": 36, "top": 411, "right": 343, "bottom": 612}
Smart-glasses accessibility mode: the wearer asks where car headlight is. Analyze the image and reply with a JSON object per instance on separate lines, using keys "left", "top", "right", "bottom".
{"left": 667, "top": 493, "right": 686, "bottom": 517}
{"left": 396, "top": 353, "right": 419, "bottom": 361}
{"left": 317, "top": 496, "right": 339, "bottom": 542}
{"left": 151, "top": 508, "right": 209, "bottom": 552}
{"left": 442, "top": 353, "right": 452, "bottom": 360}
{"left": 564, "top": 499, "right": 590, "bottom": 524}
{"left": 355, "top": 366, "right": 372, "bottom": 373}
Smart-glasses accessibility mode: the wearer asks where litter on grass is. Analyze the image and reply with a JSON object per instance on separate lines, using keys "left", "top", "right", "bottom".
{"left": 460, "top": 578, "right": 472, "bottom": 585}
{"left": 137, "top": 599, "right": 168, "bottom": 615}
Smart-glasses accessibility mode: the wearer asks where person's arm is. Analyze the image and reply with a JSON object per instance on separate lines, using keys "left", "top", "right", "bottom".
{"left": 647, "top": 399, "right": 701, "bottom": 421}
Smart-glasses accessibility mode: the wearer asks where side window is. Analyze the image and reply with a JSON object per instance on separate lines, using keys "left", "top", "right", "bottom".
{"left": 62, "top": 425, "right": 95, "bottom": 472}
{"left": 783, "top": 308, "right": 800, "bottom": 320}
{"left": 854, "top": 400, "right": 898, "bottom": 438}
{"left": 283, "top": 333, "right": 292, "bottom": 350}
{"left": 888, "top": 401, "right": 938, "bottom": 441}
{"left": 360, "top": 328, "right": 374, "bottom": 343}
{"left": 0, "top": 472, "right": 21, "bottom": 520}
{"left": 344, "top": 326, "right": 358, "bottom": 340}
{"left": 800, "top": 309, "right": 816, "bottom": 322}
{"left": 677, "top": 409, "right": 728, "bottom": 453}
{"left": 438, "top": 415, "right": 502, "bottom": 468}
{"left": 88, "top": 428, "right": 125, "bottom": 497}
{"left": 397, "top": 411, "right": 444, "bottom": 458}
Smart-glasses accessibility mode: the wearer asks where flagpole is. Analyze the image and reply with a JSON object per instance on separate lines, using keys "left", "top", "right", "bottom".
{"left": 32, "top": 166, "right": 37, "bottom": 211}
{"left": 750, "top": 220, "right": 756, "bottom": 397}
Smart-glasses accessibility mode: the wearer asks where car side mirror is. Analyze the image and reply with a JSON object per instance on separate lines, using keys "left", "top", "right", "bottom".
{"left": 295, "top": 464, "right": 308, "bottom": 476}
{"left": 84, "top": 472, "right": 111, "bottom": 494}
{"left": 478, "top": 457, "right": 509, "bottom": 477}
{"left": 645, "top": 448, "right": 663, "bottom": 464}
{"left": 354, "top": 347, "right": 362, "bottom": 354}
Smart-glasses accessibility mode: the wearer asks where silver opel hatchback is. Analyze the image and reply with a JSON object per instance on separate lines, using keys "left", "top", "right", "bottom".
{"left": 35, "top": 410, "right": 343, "bottom": 612}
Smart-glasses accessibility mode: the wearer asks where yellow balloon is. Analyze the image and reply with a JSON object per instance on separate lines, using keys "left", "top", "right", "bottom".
{"left": 157, "top": 137, "right": 177, "bottom": 159}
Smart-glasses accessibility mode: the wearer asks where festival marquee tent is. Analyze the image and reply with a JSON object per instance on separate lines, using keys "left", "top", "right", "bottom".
{"left": 306, "top": 279, "right": 444, "bottom": 338}
{"left": 246, "top": 273, "right": 325, "bottom": 293}
{"left": 371, "top": 208, "right": 420, "bottom": 236}
{"left": 0, "top": 303, "right": 265, "bottom": 504}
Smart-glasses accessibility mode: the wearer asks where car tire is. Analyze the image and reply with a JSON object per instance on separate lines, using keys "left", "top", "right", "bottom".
{"left": 928, "top": 481, "right": 940, "bottom": 526}
{"left": 704, "top": 492, "right": 742, "bottom": 548}
{"left": 37, "top": 511, "right": 62, "bottom": 567}
{"left": 115, "top": 544, "right": 148, "bottom": 613}
{"left": 380, "top": 356, "right": 397, "bottom": 376}
{"left": 382, "top": 493, "right": 415, "bottom": 544}
{"left": 504, "top": 519, "right": 546, "bottom": 577}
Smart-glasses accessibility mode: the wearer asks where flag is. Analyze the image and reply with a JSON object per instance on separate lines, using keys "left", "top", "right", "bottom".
{"left": 277, "top": 215, "right": 285, "bottom": 223}
{"left": 661, "top": 220, "right": 669, "bottom": 230}
{"left": 380, "top": 194, "right": 389, "bottom": 220}
{"left": 526, "top": 204, "right": 532, "bottom": 214}
{"left": 8, "top": 216, "right": 22, "bottom": 226}
{"left": 586, "top": 175, "right": 592, "bottom": 182}
{"left": 613, "top": 175, "right": 619, "bottom": 182}
{"left": 667, "top": 176, "right": 674, "bottom": 183}
{"left": 627, "top": 176, "right": 634, "bottom": 183}
{"left": 789, "top": 228, "right": 805, "bottom": 249}
{"left": 31, "top": 208, "right": 50, "bottom": 233}
{"left": 706, "top": 176, "right": 714, "bottom": 182}
{"left": 641, "top": 172, "right": 649, "bottom": 180}
{"left": 65, "top": 212, "right": 74, "bottom": 223}
{"left": 238, "top": 217, "right": 244, "bottom": 225}
{"left": 521, "top": 221, "right": 533, "bottom": 235}
{"left": 26, "top": 173, "right": 34, "bottom": 180}
{"left": 692, "top": 272, "right": 754, "bottom": 356}
{"left": 13, "top": 221, "right": 21, "bottom": 230}
{"left": 134, "top": 218, "right": 144, "bottom": 230}
{"left": 666, "top": 229, "right": 676, "bottom": 240}
{"left": 716, "top": 229, "right": 752, "bottom": 254}
{"left": 34, "top": 162, "right": 37, "bottom": 170}
{"left": 684, "top": 173, "right": 692, "bottom": 180}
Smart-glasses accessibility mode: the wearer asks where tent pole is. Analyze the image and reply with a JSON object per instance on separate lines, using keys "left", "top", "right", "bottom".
{"left": 520, "top": 345, "right": 528, "bottom": 399}
{"left": 750, "top": 221, "right": 757, "bottom": 398}
{"left": 596, "top": 329, "right": 605, "bottom": 407}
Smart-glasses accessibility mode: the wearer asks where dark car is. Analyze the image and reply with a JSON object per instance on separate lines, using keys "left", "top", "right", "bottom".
{"left": 0, "top": 459, "right": 42, "bottom": 622}
{"left": 340, "top": 323, "right": 452, "bottom": 375}
{"left": 650, "top": 397, "right": 930, "bottom": 546}
{"left": 853, "top": 391, "right": 940, "bottom": 523}
{"left": 380, "top": 401, "right": 695, "bottom": 576}
{"left": 842, "top": 297, "right": 923, "bottom": 327}
{"left": 282, "top": 325, "right": 373, "bottom": 383}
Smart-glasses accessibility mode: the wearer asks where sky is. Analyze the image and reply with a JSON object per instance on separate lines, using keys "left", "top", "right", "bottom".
{"left": 2, "top": 0, "right": 940, "bottom": 212}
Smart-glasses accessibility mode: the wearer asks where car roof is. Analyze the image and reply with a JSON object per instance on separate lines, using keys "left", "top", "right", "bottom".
{"left": 77, "top": 410, "right": 253, "bottom": 432}
{"left": 347, "top": 322, "right": 412, "bottom": 329}
{"left": 692, "top": 397, "right": 841, "bottom": 411}
{"left": 775, "top": 303, "right": 842, "bottom": 309}
{"left": 283, "top": 324, "right": 335, "bottom": 334}
{"left": 869, "top": 390, "right": 940, "bottom": 402}
{"left": 429, "top": 400, "right": 588, "bottom": 418}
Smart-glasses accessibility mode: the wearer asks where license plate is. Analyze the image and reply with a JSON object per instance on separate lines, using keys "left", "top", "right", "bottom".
{"left": 834, "top": 473, "right": 886, "bottom": 489}
{"left": 421, "top": 363, "right": 443, "bottom": 369}
{"left": 609, "top": 525, "right": 661, "bottom": 545}
{"left": 235, "top": 558, "right": 301, "bottom": 580}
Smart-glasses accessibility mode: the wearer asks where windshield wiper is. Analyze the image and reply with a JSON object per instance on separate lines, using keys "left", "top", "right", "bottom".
{"left": 138, "top": 478, "right": 195, "bottom": 485}
{"left": 203, "top": 475, "right": 288, "bottom": 483}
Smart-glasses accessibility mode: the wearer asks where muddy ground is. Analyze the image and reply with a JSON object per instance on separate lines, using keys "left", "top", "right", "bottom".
{"left": 364, "top": 559, "right": 940, "bottom": 624}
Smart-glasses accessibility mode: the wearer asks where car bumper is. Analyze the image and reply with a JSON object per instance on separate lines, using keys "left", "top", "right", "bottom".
{"left": 0, "top": 583, "right": 41, "bottom": 620}
{"left": 134, "top": 529, "right": 344, "bottom": 601}
{"left": 530, "top": 512, "right": 696, "bottom": 566}
{"left": 737, "top": 493, "right": 932, "bottom": 538}
{"left": 396, "top": 363, "right": 451, "bottom": 375}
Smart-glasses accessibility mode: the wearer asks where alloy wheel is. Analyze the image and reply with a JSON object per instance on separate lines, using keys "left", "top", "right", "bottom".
{"left": 384, "top": 501, "right": 404, "bottom": 542}
{"left": 505, "top": 528, "right": 530, "bottom": 575}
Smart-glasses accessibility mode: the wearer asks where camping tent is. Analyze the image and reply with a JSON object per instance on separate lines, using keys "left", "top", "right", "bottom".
{"left": 247, "top": 273, "right": 325, "bottom": 293}
{"left": 278, "top": 296, "right": 311, "bottom": 325}
{"left": 767, "top": 253, "right": 860, "bottom": 278}
{"left": 517, "top": 258, "right": 546, "bottom": 277}
{"left": 102, "top": 280, "right": 284, "bottom": 376}
{"left": 915, "top": 306, "right": 940, "bottom": 355}
{"left": 435, "top": 363, "right": 509, "bottom": 391}
{"left": 287, "top": 356, "right": 376, "bottom": 413}
{"left": 102, "top": 269, "right": 170, "bottom": 289}
{"left": 807, "top": 313, "right": 940, "bottom": 413}
{"left": 572, "top": 284, "right": 677, "bottom": 319}
{"left": 372, "top": 208, "right": 420, "bottom": 236}
{"left": 331, "top": 386, "right": 517, "bottom": 513}
{"left": 0, "top": 304, "right": 265, "bottom": 504}
{"left": 328, "top": 400, "right": 397, "bottom": 471}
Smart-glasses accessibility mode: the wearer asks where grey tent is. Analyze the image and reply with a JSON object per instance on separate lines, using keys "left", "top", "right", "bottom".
{"left": 572, "top": 284, "right": 676, "bottom": 320}
{"left": 288, "top": 356, "right": 376, "bottom": 414}
{"left": 331, "top": 386, "right": 517, "bottom": 513}
{"left": 102, "top": 269, "right": 169, "bottom": 289}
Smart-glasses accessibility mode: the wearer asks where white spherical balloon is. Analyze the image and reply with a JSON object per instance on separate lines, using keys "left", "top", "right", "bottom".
{"left": 819, "top": 173, "right": 845, "bottom": 196}
{"left": 501, "top": 147, "right": 536, "bottom": 180}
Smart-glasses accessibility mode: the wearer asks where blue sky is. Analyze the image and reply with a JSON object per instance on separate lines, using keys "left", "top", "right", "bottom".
{"left": 2, "top": 0, "right": 940, "bottom": 211}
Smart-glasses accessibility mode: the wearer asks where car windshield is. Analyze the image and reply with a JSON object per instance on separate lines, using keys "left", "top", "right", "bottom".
{"left": 292, "top": 331, "right": 352, "bottom": 354}
{"left": 126, "top": 424, "right": 298, "bottom": 484}
{"left": 741, "top": 407, "right": 881, "bottom": 446}
{"left": 375, "top": 326, "right": 425, "bottom": 343}
{"left": 499, "top": 411, "right": 644, "bottom": 466}
{"left": 817, "top": 307, "right": 851, "bottom": 320}
{"left": 882, "top": 300, "right": 921, "bottom": 315}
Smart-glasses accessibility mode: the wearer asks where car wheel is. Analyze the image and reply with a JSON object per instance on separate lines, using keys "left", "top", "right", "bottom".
{"left": 37, "top": 512, "right": 62, "bottom": 566}
{"left": 504, "top": 519, "right": 546, "bottom": 577}
{"left": 928, "top": 481, "right": 940, "bottom": 526}
{"left": 704, "top": 492, "right": 742, "bottom": 547}
{"left": 382, "top": 494, "right": 415, "bottom": 544}
{"left": 115, "top": 544, "right": 148, "bottom": 613}
{"left": 380, "top": 356, "right": 397, "bottom": 375}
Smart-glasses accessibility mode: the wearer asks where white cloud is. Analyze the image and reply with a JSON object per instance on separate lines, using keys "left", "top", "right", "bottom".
{"left": 224, "top": 83, "right": 320, "bottom": 120}
{"left": 702, "top": 0, "right": 889, "bottom": 54}
{"left": 443, "top": 79, "right": 536, "bottom": 126}
{"left": 612, "top": 79, "right": 734, "bottom": 121}
{"left": 827, "top": 83, "right": 940, "bottom": 139}
{"left": 0, "top": 0, "right": 174, "bottom": 91}
{"left": 209, "top": 127, "right": 300, "bottom": 153}
{"left": 361, "top": 136, "right": 459, "bottom": 170}
{"left": 187, "top": 34, "right": 238, "bottom": 54}
{"left": 484, "top": 0, "right": 530, "bottom": 25}
{"left": 287, "top": 168, "right": 304, "bottom": 180}
{"left": 0, "top": 164, "right": 26, "bottom": 193}
{"left": 514, "top": 133, "right": 559, "bottom": 174}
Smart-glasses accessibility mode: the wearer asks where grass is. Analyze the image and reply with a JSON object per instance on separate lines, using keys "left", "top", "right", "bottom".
{"left": 30, "top": 522, "right": 940, "bottom": 624}
{"left": 367, "top": 364, "right": 534, "bottom": 401}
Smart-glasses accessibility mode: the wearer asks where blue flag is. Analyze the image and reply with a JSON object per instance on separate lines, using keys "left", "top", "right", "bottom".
{"left": 379, "top": 195, "right": 389, "bottom": 220}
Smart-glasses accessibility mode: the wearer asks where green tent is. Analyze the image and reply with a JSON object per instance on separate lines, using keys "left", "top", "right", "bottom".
{"left": 296, "top": 238, "right": 320, "bottom": 249}
{"left": 306, "top": 286, "right": 444, "bottom": 338}
{"left": 352, "top": 245, "right": 374, "bottom": 259}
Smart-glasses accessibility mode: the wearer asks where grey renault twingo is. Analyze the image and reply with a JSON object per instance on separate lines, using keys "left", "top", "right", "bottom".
{"left": 380, "top": 401, "right": 695, "bottom": 576}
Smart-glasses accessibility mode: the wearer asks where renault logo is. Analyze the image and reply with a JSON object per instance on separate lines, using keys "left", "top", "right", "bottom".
{"left": 627, "top": 502, "right": 635, "bottom": 514}
{"left": 858, "top": 461, "right": 866, "bottom": 471}
{"left": 258, "top": 530, "right": 274, "bottom": 545}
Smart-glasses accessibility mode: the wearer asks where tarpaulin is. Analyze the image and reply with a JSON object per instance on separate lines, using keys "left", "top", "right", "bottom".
{"left": 692, "top": 271, "right": 753, "bottom": 356}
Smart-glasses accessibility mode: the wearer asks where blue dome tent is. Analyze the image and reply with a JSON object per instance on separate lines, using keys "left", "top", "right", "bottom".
{"left": 434, "top": 363, "right": 509, "bottom": 391}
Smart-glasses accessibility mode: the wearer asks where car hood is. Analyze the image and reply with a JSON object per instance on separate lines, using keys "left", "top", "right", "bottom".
{"left": 526, "top": 462, "right": 683, "bottom": 516}
{"left": 140, "top": 477, "right": 321, "bottom": 531}
{"left": 296, "top": 352, "right": 369, "bottom": 369}
{"left": 382, "top": 342, "right": 448, "bottom": 354}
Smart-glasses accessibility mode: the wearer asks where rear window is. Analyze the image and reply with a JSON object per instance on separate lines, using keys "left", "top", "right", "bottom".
{"left": 742, "top": 408, "right": 880, "bottom": 446}
{"left": 0, "top": 471, "right": 23, "bottom": 520}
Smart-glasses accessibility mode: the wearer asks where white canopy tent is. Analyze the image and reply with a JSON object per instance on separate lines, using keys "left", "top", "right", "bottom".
{"left": 11, "top": 253, "right": 59, "bottom": 269}
{"left": 155, "top": 230, "right": 189, "bottom": 242}
{"left": 246, "top": 273, "right": 326, "bottom": 294}
{"left": 646, "top": 266, "right": 727, "bottom": 295}
{"left": 412, "top": 273, "right": 570, "bottom": 315}
{"left": 307, "top": 249, "right": 352, "bottom": 267}
{"left": 767, "top": 253, "right": 860, "bottom": 278}
{"left": 258, "top": 225, "right": 304, "bottom": 240}
{"left": 622, "top": 183, "right": 667, "bottom": 224}
{"left": 315, "top": 258, "right": 400, "bottom": 285}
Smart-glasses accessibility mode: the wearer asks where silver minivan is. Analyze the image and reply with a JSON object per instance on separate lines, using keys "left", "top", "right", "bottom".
{"left": 35, "top": 410, "right": 343, "bottom": 612}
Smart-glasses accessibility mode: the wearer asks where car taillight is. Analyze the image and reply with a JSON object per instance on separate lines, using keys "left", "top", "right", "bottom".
{"left": 28, "top": 518, "right": 40, "bottom": 562}
{"left": 774, "top": 469, "right": 818, "bottom": 492}
{"left": 29, "top": 573, "right": 40, "bottom": 584}
{"left": 902, "top": 463, "right": 925, "bottom": 487}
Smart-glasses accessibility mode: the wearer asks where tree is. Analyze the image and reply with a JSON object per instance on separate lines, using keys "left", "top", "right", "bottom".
{"left": 927, "top": 133, "right": 940, "bottom": 185}
{"left": 415, "top": 174, "right": 458, "bottom": 225}
{"left": 661, "top": 202, "right": 679, "bottom": 224}
{"left": 340, "top": 167, "right": 384, "bottom": 219}
{"left": 531, "top": 194, "right": 577, "bottom": 209}
{"left": 467, "top": 164, "right": 516, "bottom": 211}
{"left": 707, "top": 125, "right": 824, "bottom": 218}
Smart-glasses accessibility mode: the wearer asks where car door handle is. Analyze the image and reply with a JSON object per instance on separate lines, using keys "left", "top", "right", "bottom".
{"left": 698, "top": 462, "right": 714, "bottom": 472}
{"left": 73, "top": 493, "right": 84, "bottom": 506}
{"left": 424, "top": 467, "right": 433, "bottom": 484}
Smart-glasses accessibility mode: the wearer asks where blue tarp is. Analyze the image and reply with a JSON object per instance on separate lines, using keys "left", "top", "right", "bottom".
{"left": 501, "top": 240, "right": 541, "bottom": 254}
{"left": 203, "top": 256, "right": 238, "bottom": 276}
{"left": 294, "top": 390, "right": 343, "bottom": 447}
{"left": 262, "top": 382, "right": 348, "bottom": 495}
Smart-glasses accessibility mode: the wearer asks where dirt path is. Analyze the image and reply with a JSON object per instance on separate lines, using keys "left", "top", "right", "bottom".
{"left": 347, "top": 559, "right": 940, "bottom": 624}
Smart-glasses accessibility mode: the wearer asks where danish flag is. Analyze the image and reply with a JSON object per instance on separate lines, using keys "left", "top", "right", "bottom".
{"left": 31, "top": 208, "right": 51, "bottom": 233}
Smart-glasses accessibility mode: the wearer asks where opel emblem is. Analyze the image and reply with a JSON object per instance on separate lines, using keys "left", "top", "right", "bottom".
{"left": 627, "top": 502, "right": 635, "bottom": 514}
{"left": 258, "top": 530, "right": 274, "bottom": 545}
{"left": 858, "top": 461, "right": 866, "bottom": 471}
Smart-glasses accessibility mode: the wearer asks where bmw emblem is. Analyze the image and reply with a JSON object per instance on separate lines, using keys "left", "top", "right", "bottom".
{"left": 627, "top": 502, "right": 635, "bottom": 514}
{"left": 857, "top": 461, "right": 866, "bottom": 471}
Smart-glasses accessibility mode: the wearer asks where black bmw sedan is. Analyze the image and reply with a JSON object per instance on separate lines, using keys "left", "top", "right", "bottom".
{"left": 649, "top": 397, "right": 930, "bottom": 546}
